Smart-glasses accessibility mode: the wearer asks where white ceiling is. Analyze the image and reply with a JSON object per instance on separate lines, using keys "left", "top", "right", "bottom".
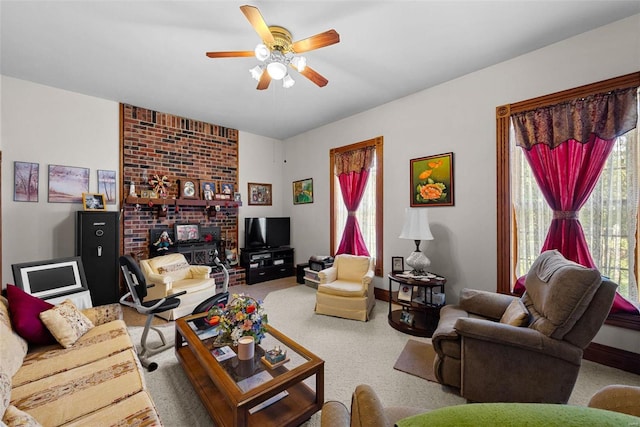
{"left": 2, "top": 1, "right": 639, "bottom": 140}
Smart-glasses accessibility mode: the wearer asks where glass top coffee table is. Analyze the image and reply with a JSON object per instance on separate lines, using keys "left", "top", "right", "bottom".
{"left": 175, "top": 313, "right": 324, "bottom": 427}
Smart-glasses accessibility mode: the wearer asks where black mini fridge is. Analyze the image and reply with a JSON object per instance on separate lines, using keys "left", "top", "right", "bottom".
{"left": 76, "top": 211, "right": 120, "bottom": 306}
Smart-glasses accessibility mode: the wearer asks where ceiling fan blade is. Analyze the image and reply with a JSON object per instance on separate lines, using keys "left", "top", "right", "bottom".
{"left": 206, "top": 51, "right": 255, "bottom": 58}
{"left": 292, "top": 29, "right": 340, "bottom": 53}
{"left": 240, "top": 5, "right": 275, "bottom": 44}
{"left": 257, "top": 71, "right": 271, "bottom": 90}
{"left": 298, "top": 66, "right": 329, "bottom": 87}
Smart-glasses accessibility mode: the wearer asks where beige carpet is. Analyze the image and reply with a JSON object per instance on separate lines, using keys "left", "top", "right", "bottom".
{"left": 130, "top": 283, "right": 640, "bottom": 427}
{"left": 393, "top": 339, "right": 437, "bottom": 383}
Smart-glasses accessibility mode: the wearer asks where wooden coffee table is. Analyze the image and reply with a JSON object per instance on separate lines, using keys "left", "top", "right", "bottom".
{"left": 175, "top": 313, "right": 324, "bottom": 427}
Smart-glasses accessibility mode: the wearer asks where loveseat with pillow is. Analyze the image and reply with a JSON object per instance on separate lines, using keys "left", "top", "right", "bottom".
{"left": 1, "top": 285, "right": 162, "bottom": 426}
{"left": 139, "top": 253, "right": 217, "bottom": 320}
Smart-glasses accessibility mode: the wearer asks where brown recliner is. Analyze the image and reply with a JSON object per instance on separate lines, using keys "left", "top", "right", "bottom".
{"left": 431, "top": 250, "right": 617, "bottom": 403}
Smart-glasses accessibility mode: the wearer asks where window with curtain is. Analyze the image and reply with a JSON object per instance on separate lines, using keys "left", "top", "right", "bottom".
{"left": 330, "top": 136, "right": 383, "bottom": 276}
{"left": 496, "top": 73, "right": 640, "bottom": 321}
{"left": 513, "top": 124, "right": 639, "bottom": 305}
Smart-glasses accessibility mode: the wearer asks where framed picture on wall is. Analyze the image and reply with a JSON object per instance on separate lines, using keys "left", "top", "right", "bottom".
{"left": 292, "top": 178, "right": 313, "bottom": 205}
{"left": 14, "top": 161, "right": 39, "bottom": 202}
{"left": 201, "top": 181, "right": 216, "bottom": 201}
{"left": 248, "top": 182, "right": 272, "bottom": 206}
{"left": 97, "top": 170, "right": 117, "bottom": 205}
{"left": 410, "top": 152, "right": 454, "bottom": 207}
{"left": 48, "top": 165, "right": 89, "bottom": 203}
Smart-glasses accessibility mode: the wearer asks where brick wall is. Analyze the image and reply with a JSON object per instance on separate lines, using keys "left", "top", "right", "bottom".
{"left": 120, "top": 104, "right": 245, "bottom": 285}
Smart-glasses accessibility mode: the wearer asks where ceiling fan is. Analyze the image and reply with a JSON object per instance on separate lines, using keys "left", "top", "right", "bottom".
{"left": 206, "top": 5, "right": 340, "bottom": 90}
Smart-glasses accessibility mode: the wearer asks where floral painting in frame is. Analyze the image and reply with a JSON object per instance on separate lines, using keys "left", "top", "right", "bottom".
{"left": 48, "top": 165, "right": 89, "bottom": 203}
{"left": 97, "top": 170, "right": 117, "bottom": 204}
{"left": 14, "top": 161, "right": 39, "bottom": 202}
{"left": 410, "top": 152, "right": 454, "bottom": 207}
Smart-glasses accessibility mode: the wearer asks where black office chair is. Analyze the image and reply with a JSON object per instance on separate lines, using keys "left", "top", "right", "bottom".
{"left": 119, "top": 255, "right": 185, "bottom": 371}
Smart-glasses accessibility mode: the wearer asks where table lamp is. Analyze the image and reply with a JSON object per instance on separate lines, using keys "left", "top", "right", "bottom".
{"left": 398, "top": 207, "right": 434, "bottom": 275}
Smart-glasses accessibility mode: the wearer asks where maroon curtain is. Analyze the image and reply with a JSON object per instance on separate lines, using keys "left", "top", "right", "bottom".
{"left": 523, "top": 135, "right": 612, "bottom": 267}
{"left": 334, "top": 146, "right": 374, "bottom": 256}
{"left": 335, "top": 170, "right": 371, "bottom": 256}
{"left": 512, "top": 87, "right": 638, "bottom": 314}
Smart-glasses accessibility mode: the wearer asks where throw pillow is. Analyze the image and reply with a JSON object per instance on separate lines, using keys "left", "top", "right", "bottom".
{"left": 39, "top": 300, "right": 94, "bottom": 348}
{"left": 157, "top": 261, "right": 189, "bottom": 274}
{"left": 6, "top": 285, "right": 56, "bottom": 345}
{"left": 499, "top": 299, "right": 530, "bottom": 326}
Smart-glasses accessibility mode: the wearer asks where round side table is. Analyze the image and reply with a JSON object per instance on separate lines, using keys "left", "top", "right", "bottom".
{"left": 388, "top": 272, "right": 446, "bottom": 337}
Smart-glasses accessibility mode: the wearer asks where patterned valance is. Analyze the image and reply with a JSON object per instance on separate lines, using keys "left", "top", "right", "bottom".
{"left": 511, "top": 87, "right": 638, "bottom": 150}
{"left": 334, "top": 145, "right": 375, "bottom": 176}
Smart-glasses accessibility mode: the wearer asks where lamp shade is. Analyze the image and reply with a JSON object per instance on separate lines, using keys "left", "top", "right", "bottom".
{"left": 399, "top": 208, "right": 433, "bottom": 241}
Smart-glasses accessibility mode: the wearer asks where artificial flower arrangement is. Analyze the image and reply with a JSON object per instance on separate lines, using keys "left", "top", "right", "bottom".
{"left": 206, "top": 293, "right": 268, "bottom": 346}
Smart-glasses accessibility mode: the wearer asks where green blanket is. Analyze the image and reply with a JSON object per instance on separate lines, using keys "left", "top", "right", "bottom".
{"left": 396, "top": 403, "right": 640, "bottom": 427}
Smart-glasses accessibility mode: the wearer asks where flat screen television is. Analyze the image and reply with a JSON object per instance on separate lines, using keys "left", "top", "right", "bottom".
{"left": 244, "top": 217, "right": 290, "bottom": 249}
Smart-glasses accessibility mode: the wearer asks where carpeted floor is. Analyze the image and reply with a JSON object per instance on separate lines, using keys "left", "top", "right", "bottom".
{"left": 127, "top": 281, "right": 640, "bottom": 426}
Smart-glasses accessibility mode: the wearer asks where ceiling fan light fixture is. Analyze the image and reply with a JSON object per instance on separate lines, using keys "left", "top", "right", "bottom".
{"left": 254, "top": 44, "right": 270, "bottom": 61}
{"left": 249, "top": 65, "right": 264, "bottom": 81}
{"left": 291, "top": 56, "right": 306, "bottom": 72}
{"left": 282, "top": 74, "right": 295, "bottom": 88}
{"left": 266, "top": 61, "right": 287, "bottom": 80}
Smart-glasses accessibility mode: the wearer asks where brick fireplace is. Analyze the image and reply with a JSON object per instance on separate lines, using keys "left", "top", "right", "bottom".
{"left": 120, "top": 104, "right": 245, "bottom": 286}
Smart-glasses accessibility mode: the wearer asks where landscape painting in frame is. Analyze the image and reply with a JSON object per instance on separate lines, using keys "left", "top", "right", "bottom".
{"left": 14, "top": 161, "right": 39, "bottom": 202}
{"left": 97, "top": 170, "right": 117, "bottom": 204}
{"left": 410, "top": 152, "right": 454, "bottom": 207}
{"left": 293, "top": 178, "right": 313, "bottom": 204}
{"left": 48, "top": 165, "right": 89, "bottom": 203}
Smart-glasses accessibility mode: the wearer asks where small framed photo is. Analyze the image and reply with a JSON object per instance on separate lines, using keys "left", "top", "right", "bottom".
{"left": 179, "top": 178, "right": 199, "bottom": 199}
{"left": 400, "top": 311, "right": 414, "bottom": 326}
{"left": 392, "top": 256, "right": 404, "bottom": 273}
{"left": 141, "top": 190, "right": 151, "bottom": 198}
{"left": 82, "top": 193, "right": 106, "bottom": 211}
{"left": 233, "top": 192, "right": 242, "bottom": 202}
{"left": 397, "top": 284, "right": 413, "bottom": 302}
{"left": 201, "top": 181, "right": 216, "bottom": 201}
{"left": 220, "top": 183, "right": 234, "bottom": 196}
{"left": 248, "top": 182, "right": 272, "bottom": 206}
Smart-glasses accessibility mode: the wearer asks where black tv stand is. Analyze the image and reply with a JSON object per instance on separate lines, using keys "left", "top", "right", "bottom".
{"left": 240, "top": 247, "right": 294, "bottom": 285}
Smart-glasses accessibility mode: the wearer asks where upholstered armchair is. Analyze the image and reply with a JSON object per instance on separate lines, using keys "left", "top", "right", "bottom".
{"left": 314, "top": 254, "right": 375, "bottom": 321}
{"left": 431, "top": 250, "right": 617, "bottom": 403}
{"left": 139, "top": 253, "right": 216, "bottom": 320}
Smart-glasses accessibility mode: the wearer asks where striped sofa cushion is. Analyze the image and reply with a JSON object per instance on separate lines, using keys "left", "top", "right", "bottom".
{"left": 62, "top": 391, "right": 161, "bottom": 427}
{"left": 13, "top": 320, "right": 134, "bottom": 388}
{"left": 11, "top": 348, "right": 146, "bottom": 426}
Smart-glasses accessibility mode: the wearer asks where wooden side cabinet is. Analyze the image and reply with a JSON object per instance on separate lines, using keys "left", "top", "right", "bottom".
{"left": 240, "top": 247, "right": 295, "bottom": 285}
